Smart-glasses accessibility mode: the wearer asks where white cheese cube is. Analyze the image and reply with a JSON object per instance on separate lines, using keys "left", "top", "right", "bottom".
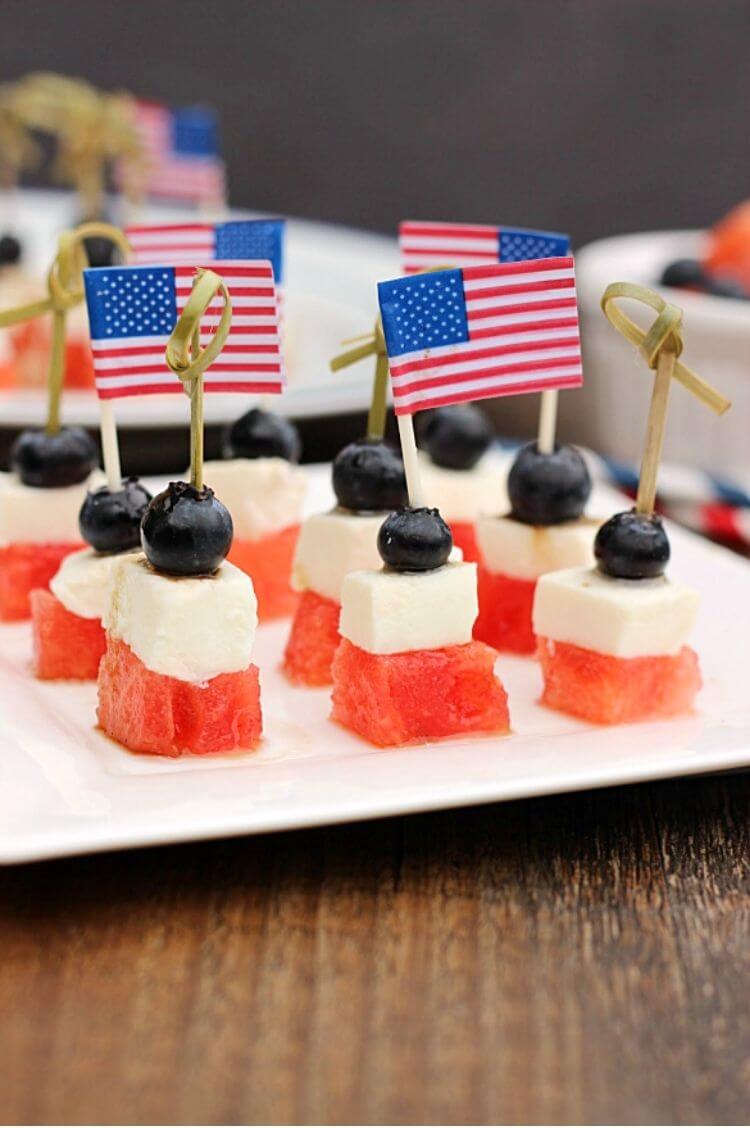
{"left": 339, "top": 561, "right": 477, "bottom": 655}
{"left": 532, "top": 566, "right": 699, "bottom": 658}
{"left": 51, "top": 547, "right": 135, "bottom": 620}
{"left": 291, "top": 509, "right": 388, "bottom": 602}
{"left": 105, "top": 553, "right": 257, "bottom": 683}
{"left": 419, "top": 451, "right": 508, "bottom": 523}
{"left": 0, "top": 470, "right": 104, "bottom": 547}
{"left": 478, "top": 514, "right": 599, "bottom": 580}
{"left": 202, "top": 457, "right": 307, "bottom": 540}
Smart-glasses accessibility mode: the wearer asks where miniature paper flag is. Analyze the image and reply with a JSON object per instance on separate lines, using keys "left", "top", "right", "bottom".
{"left": 377, "top": 257, "right": 583, "bottom": 414}
{"left": 83, "top": 262, "right": 283, "bottom": 399}
{"left": 399, "top": 220, "right": 570, "bottom": 274}
{"left": 121, "top": 100, "right": 226, "bottom": 206}
{"left": 125, "top": 219, "right": 284, "bottom": 283}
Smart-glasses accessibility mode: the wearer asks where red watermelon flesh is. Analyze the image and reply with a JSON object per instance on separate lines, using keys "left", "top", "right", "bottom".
{"left": 331, "top": 637, "right": 510, "bottom": 747}
{"left": 283, "top": 589, "right": 340, "bottom": 686}
{"left": 537, "top": 636, "right": 701, "bottom": 724}
{"left": 450, "top": 520, "right": 481, "bottom": 564}
{"left": 31, "top": 589, "right": 106, "bottom": 680}
{"left": 228, "top": 525, "right": 300, "bottom": 621}
{"left": 473, "top": 566, "right": 536, "bottom": 655}
{"left": 97, "top": 636, "right": 262, "bottom": 757}
{"left": 0, "top": 542, "right": 83, "bottom": 622}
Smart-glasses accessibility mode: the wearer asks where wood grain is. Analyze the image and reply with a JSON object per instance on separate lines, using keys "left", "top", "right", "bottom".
{"left": 1, "top": 775, "right": 749, "bottom": 1125}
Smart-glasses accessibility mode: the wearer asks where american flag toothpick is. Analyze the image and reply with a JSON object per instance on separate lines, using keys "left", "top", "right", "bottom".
{"left": 377, "top": 256, "right": 583, "bottom": 505}
{"left": 83, "top": 261, "right": 283, "bottom": 399}
{"left": 399, "top": 220, "right": 570, "bottom": 274}
{"left": 118, "top": 100, "right": 226, "bottom": 208}
{"left": 378, "top": 257, "right": 582, "bottom": 415}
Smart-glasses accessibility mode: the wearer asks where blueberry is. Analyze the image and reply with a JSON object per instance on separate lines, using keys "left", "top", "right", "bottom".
{"left": 141, "top": 482, "right": 233, "bottom": 576}
{"left": 83, "top": 235, "right": 121, "bottom": 268}
{"left": 508, "top": 442, "right": 591, "bottom": 525}
{"left": 332, "top": 438, "right": 408, "bottom": 511}
{"left": 10, "top": 426, "right": 98, "bottom": 488}
{"left": 0, "top": 234, "right": 21, "bottom": 266}
{"left": 79, "top": 478, "right": 153, "bottom": 553}
{"left": 419, "top": 404, "right": 494, "bottom": 471}
{"left": 705, "top": 275, "right": 746, "bottom": 300}
{"left": 222, "top": 408, "right": 301, "bottom": 462}
{"left": 595, "top": 509, "right": 670, "bottom": 579}
{"left": 378, "top": 507, "right": 452, "bottom": 572}
{"left": 659, "top": 258, "right": 705, "bottom": 289}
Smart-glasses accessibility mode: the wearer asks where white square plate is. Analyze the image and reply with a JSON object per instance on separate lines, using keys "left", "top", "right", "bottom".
{"left": 1, "top": 465, "right": 749, "bottom": 864}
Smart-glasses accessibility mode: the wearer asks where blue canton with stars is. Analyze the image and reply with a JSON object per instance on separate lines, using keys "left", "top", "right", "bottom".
{"left": 172, "top": 107, "right": 221, "bottom": 156}
{"left": 499, "top": 227, "right": 570, "bottom": 263}
{"left": 216, "top": 220, "right": 284, "bottom": 282}
{"left": 378, "top": 269, "right": 469, "bottom": 357}
{"left": 84, "top": 267, "right": 177, "bottom": 340}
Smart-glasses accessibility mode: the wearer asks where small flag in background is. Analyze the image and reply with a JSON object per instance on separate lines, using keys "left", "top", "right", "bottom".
{"left": 125, "top": 219, "right": 284, "bottom": 282}
{"left": 377, "top": 256, "right": 583, "bottom": 415}
{"left": 83, "top": 262, "right": 283, "bottom": 399}
{"left": 121, "top": 100, "right": 226, "bottom": 206}
{"left": 399, "top": 220, "right": 570, "bottom": 274}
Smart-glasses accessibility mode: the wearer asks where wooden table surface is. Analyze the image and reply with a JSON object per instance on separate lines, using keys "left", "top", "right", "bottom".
{"left": 1, "top": 772, "right": 749, "bottom": 1125}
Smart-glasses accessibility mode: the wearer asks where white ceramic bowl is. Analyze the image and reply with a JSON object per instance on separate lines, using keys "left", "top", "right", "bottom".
{"left": 575, "top": 230, "right": 750, "bottom": 481}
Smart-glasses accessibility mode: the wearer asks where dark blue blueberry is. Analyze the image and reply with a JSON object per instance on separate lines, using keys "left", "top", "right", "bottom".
{"left": 79, "top": 478, "right": 152, "bottom": 553}
{"left": 659, "top": 258, "right": 706, "bottom": 289}
{"left": 508, "top": 442, "right": 591, "bottom": 525}
{"left": 222, "top": 408, "right": 301, "bottom": 462}
{"left": 0, "top": 234, "right": 21, "bottom": 265}
{"left": 141, "top": 481, "right": 233, "bottom": 576}
{"left": 595, "top": 509, "right": 670, "bottom": 579}
{"left": 419, "top": 404, "right": 494, "bottom": 470}
{"left": 10, "top": 426, "right": 97, "bottom": 488}
{"left": 378, "top": 506, "right": 452, "bottom": 572}
{"left": 332, "top": 438, "right": 407, "bottom": 511}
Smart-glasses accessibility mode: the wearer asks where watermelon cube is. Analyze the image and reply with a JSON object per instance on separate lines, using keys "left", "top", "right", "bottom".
{"left": 537, "top": 636, "right": 702, "bottom": 724}
{"left": 450, "top": 520, "right": 481, "bottom": 564}
{"left": 283, "top": 589, "right": 341, "bottom": 686}
{"left": 97, "top": 636, "right": 262, "bottom": 757}
{"left": 331, "top": 638, "right": 510, "bottom": 747}
{"left": 0, "top": 541, "right": 83, "bottom": 622}
{"left": 473, "top": 566, "right": 537, "bottom": 655}
{"left": 228, "top": 525, "right": 300, "bottom": 620}
{"left": 31, "top": 588, "right": 106, "bottom": 680}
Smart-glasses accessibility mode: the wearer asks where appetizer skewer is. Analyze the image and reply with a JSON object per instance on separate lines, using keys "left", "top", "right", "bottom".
{"left": 94, "top": 269, "right": 264, "bottom": 757}
{"left": 535, "top": 283, "right": 731, "bottom": 723}
{"left": 0, "top": 225, "right": 129, "bottom": 619}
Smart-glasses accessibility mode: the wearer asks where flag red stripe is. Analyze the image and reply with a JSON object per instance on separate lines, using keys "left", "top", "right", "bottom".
{"left": 390, "top": 337, "right": 580, "bottom": 378}
{"left": 463, "top": 257, "right": 573, "bottom": 280}
{"left": 402, "top": 246, "right": 499, "bottom": 259}
{"left": 391, "top": 355, "right": 582, "bottom": 394}
{"left": 468, "top": 316, "right": 580, "bottom": 340}
{"left": 400, "top": 221, "right": 497, "bottom": 238}
{"left": 464, "top": 277, "right": 574, "bottom": 300}
{"left": 127, "top": 224, "right": 211, "bottom": 235}
{"left": 467, "top": 297, "right": 578, "bottom": 321}
{"left": 393, "top": 376, "right": 583, "bottom": 415}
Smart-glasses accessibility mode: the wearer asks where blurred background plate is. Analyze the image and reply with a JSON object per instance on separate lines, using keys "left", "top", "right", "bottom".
{"left": 575, "top": 229, "right": 750, "bottom": 481}
{"left": 0, "top": 188, "right": 400, "bottom": 429}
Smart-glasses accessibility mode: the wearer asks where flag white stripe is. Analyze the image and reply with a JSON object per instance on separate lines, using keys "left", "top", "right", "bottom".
{"left": 401, "top": 235, "right": 498, "bottom": 253}
{"left": 393, "top": 367, "right": 583, "bottom": 409}
{"left": 403, "top": 254, "right": 499, "bottom": 270}
{"left": 466, "top": 287, "right": 577, "bottom": 313}
{"left": 128, "top": 231, "right": 214, "bottom": 248}
{"left": 391, "top": 346, "right": 582, "bottom": 385}
{"left": 463, "top": 266, "right": 576, "bottom": 291}
{"left": 387, "top": 326, "right": 581, "bottom": 368}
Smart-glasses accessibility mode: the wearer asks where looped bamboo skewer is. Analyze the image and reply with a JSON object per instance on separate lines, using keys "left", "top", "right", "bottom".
{"left": 601, "top": 281, "right": 731, "bottom": 515}
{"left": 165, "top": 269, "right": 233, "bottom": 492}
